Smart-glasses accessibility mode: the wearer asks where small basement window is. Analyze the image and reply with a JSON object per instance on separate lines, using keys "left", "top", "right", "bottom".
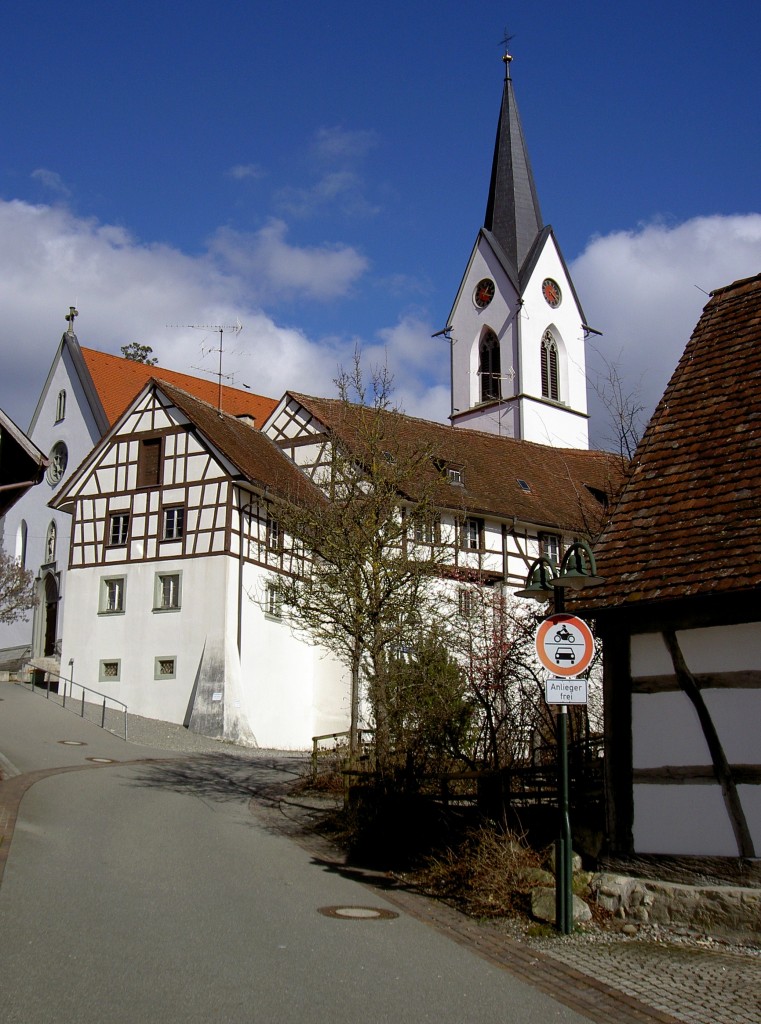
{"left": 99, "top": 660, "right": 121, "bottom": 682}
{"left": 154, "top": 656, "right": 177, "bottom": 680}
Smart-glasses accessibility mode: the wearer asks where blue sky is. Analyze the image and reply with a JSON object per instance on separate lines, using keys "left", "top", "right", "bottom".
{"left": 2, "top": 1, "right": 761, "bottom": 447}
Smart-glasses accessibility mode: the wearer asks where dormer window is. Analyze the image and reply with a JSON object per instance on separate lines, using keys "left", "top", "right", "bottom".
{"left": 434, "top": 459, "right": 464, "bottom": 486}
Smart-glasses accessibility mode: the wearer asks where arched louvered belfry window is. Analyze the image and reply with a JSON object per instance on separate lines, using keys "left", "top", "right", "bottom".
{"left": 541, "top": 330, "right": 559, "bottom": 401}
{"left": 479, "top": 329, "right": 501, "bottom": 402}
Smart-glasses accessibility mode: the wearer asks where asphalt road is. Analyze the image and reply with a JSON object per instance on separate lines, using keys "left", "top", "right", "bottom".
{"left": 0, "top": 684, "right": 592, "bottom": 1024}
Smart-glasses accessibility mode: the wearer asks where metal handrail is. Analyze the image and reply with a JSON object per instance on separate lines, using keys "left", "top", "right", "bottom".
{"left": 23, "top": 668, "right": 128, "bottom": 741}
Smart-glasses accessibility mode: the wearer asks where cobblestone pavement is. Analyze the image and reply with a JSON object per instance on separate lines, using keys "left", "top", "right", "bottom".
{"left": 523, "top": 932, "right": 760, "bottom": 1024}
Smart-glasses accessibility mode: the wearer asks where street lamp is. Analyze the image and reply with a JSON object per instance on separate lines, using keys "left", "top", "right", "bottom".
{"left": 516, "top": 538, "right": 604, "bottom": 934}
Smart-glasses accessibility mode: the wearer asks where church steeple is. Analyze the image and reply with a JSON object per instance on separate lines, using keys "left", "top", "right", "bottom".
{"left": 483, "top": 48, "right": 544, "bottom": 277}
{"left": 445, "top": 43, "right": 589, "bottom": 449}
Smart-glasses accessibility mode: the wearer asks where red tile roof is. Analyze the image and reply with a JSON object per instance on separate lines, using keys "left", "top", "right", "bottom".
{"left": 157, "top": 382, "right": 324, "bottom": 506}
{"left": 579, "top": 273, "right": 761, "bottom": 609}
{"left": 287, "top": 393, "right": 623, "bottom": 533}
{"left": 81, "top": 347, "right": 277, "bottom": 427}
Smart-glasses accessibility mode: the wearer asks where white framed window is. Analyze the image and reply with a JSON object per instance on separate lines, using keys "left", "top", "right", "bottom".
{"left": 154, "top": 656, "right": 177, "bottom": 680}
{"left": 162, "top": 506, "right": 185, "bottom": 540}
{"left": 99, "top": 576, "right": 126, "bottom": 614}
{"left": 460, "top": 518, "right": 482, "bottom": 551}
{"left": 539, "top": 532, "right": 561, "bottom": 566}
{"left": 264, "top": 582, "right": 282, "bottom": 619}
{"left": 458, "top": 589, "right": 474, "bottom": 618}
{"left": 266, "top": 516, "right": 281, "bottom": 551}
{"left": 154, "top": 572, "right": 182, "bottom": 611}
{"left": 108, "top": 513, "right": 130, "bottom": 547}
{"left": 55, "top": 389, "right": 66, "bottom": 423}
{"left": 99, "top": 659, "right": 121, "bottom": 682}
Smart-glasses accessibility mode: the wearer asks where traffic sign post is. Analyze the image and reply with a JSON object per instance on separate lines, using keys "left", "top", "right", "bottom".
{"left": 534, "top": 612, "right": 595, "bottom": 934}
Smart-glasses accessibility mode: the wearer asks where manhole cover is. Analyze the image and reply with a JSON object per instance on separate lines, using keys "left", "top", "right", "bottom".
{"left": 86, "top": 757, "right": 118, "bottom": 764}
{"left": 318, "top": 906, "right": 398, "bottom": 920}
{"left": 59, "top": 740, "right": 87, "bottom": 746}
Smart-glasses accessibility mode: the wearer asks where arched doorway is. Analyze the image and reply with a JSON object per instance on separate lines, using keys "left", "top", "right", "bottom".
{"left": 42, "top": 573, "right": 59, "bottom": 658}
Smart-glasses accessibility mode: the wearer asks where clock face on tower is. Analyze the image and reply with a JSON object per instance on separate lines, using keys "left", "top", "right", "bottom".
{"left": 542, "top": 278, "right": 562, "bottom": 308}
{"left": 473, "top": 278, "right": 495, "bottom": 309}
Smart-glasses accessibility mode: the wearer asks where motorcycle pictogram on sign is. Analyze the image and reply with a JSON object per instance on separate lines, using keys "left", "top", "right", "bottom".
{"left": 535, "top": 614, "right": 594, "bottom": 678}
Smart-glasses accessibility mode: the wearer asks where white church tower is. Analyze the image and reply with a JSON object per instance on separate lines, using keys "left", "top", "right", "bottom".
{"left": 447, "top": 46, "right": 590, "bottom": 449}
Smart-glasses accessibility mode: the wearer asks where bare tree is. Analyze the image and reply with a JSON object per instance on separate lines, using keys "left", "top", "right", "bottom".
{"left": 269, "top": 358, "right": 447, "bottom": 774}
{"left": 444, "top": 579, "right": 551, "bottom": 771}
{"left": 0, "top": 552, "right": 36, "bottom": 624}
{"left": 591, "top": 353, "right": 646, "bottom": 462}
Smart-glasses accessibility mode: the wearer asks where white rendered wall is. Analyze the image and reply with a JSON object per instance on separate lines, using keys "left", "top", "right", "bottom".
{"left": 449, "top": 240, "right": 520, "bottom": 429}
{"left": 449, "top": 234, "right": 589, "bottom": 448}
{"left": 0, "top": 343, "right": 103, "bottom": 655}
{"left": 61, "top": 556, "right": 228, "bottom": 725}
{"left": 518, "top": 239, "right": 588, "bottom": 448}
{"left": 629, "top": 624, "right": 761, "bottom": 856}
{"left": 239, "top": 561, "right": 349, "bottom": 748}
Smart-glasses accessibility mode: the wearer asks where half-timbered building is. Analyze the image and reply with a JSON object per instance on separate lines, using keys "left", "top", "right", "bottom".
{"left": 264, "top": 392, "right": 621, "bottom": 594}
{"left": 576, "top": 273, "right": 761, "bottom": 872}
{"left": 51, "top": 379, "right": 347, "bottom": 748}
{"left": 0, "top": 311, "right": 276, "bottom": 679}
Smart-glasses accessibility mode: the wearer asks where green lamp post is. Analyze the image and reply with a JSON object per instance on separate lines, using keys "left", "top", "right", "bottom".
{"left": 516, "top": 539, "right": 604, "bottom": 934}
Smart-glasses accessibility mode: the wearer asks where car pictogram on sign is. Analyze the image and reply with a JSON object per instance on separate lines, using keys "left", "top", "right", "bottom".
{"left": 535, "top": 614, "right": 594, "bottom": 678}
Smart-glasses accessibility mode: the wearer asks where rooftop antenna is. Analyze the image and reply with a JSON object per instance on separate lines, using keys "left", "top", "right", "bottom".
{"left": 166, "top": 319, "right": 243, "bottom": 415}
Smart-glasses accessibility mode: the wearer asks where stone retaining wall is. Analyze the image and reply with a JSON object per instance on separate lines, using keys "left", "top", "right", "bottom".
{"left": 591, "top": 872, "right": 761, "bottom": 939}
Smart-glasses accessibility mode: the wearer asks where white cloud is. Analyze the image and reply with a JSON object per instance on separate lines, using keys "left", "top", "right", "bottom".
{"left": 209, "top": 218, "right": 369, "bottom": 301}
{"left": 0, "top": 200, "right": 366, "bottom": 427}
{"left": 31, "top": 168, "right": 71, "bottom": 197}
{"left": 0, "top": 199, "right": 438, "bottom": 433}
{"left": 572, "top": 214, "right": 761, "bottom": 449}
{"left": 227, "top": 163, "right": 266, "bottom": 181}
{"left": 312, "top": 126, "right": 378, "bottom": 164}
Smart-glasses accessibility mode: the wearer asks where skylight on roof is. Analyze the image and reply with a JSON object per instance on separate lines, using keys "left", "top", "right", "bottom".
{"left": 516, "top": 478, "right": 531, "bottom": 493}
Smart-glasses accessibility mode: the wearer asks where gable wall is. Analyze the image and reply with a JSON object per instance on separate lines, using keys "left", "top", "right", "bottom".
{"left": 0, "top": 342, "right": 104, "bottom": 659}
{"left": 624, "top": 621, "right": 761, "bottom": 857}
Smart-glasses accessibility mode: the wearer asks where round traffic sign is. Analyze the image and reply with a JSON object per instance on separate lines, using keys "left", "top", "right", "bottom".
{"left": 535, "top": 614, "right": 594, "bottom": 677}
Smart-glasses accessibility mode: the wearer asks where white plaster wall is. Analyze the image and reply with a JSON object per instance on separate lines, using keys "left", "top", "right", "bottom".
{"left": 521, "top": 400, "right": 588, "bottom": 450}
{"left": 737, "top": 785, "right": 761, "bottom": 853}
{"left": 239, "top": 563, "right": 349, "bottom": 748}
{"left": 0, "top": 343, "right": 102, "bottom": 654}
{"left": 632, "top": 692, "right": 712, "bottom": 768}
{"left": 703, "top": 689, "right": 761, "bottom": 763}
{"left": 450, "top": 240, "right": 519, "bottom": 422}
{"left": 521, "top": 242, "right": 587, "bottom": 411}
{"left": 633, "top": 784, "right": 740, "bottom": 856}
{"left": 631, "top": 623, "right": 761, "bottom": 677}
{"left": 60, "top": 556, "right": 228, "bottom": 724}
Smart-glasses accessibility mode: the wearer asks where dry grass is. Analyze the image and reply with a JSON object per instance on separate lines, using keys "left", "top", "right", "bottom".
{"left": 410, "top": 822, "right": 554, "bottom": 918}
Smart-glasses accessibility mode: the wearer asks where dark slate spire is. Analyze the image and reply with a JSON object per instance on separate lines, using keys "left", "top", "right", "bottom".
{"left": 483, "top": 49, "right": 544, "bottom": 275}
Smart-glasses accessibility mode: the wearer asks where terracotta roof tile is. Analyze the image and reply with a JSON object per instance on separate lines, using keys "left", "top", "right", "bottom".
{"left": 288, "top": 393, "right": 623, "bottom": 533}
{"left": 81, "top": 347, "right": 277, "bottom": 427}
{"left": 157, "top": 381, "right": 322, "bottom": 506}
{"left": 578, "top": 272, "right": 761, "bottom": 610}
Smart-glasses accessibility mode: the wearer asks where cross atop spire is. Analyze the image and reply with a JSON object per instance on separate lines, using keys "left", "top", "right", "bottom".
{"left": 65, "top": 306, "right": 78, "bottom": 336}
{"left": 500, "top": 28, "right": 514, "bottom": 79}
